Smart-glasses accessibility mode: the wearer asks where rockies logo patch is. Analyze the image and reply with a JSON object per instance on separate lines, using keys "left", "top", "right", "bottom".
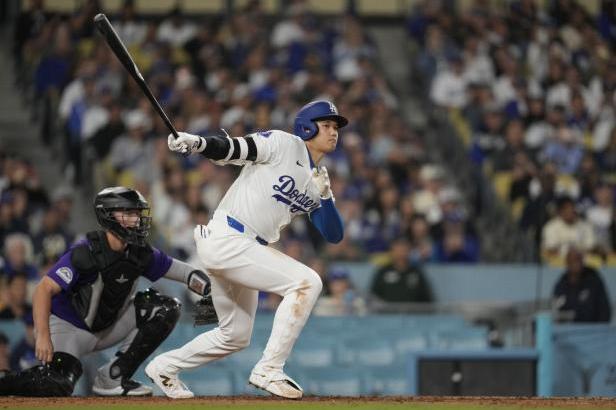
{"left": 56, "top": 267, "right": 73, "bottom": 284}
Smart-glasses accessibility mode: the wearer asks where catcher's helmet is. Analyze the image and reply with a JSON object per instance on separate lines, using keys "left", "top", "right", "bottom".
{"left": 293, "top": 100, "right": 348, "bottom": 141}
{"left": 94, "top": 186, "right": 151, "bottom": 246}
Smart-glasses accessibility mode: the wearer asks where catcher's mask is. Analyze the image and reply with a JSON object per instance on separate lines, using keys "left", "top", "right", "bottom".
{"left": 94, "top": 186, "right": 152, "bottom": 246}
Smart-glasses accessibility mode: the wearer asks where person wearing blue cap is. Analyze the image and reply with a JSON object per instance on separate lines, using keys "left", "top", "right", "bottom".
{"left": 147, "top": 100, "right": 348, "bottom": 399}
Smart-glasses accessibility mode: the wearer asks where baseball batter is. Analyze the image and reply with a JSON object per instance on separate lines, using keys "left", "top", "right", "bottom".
{"left": 146, "top": 100, "right": 347, "bottom": 399}
{"left": 0, "top": 187, "right": 216, "bottom": 397}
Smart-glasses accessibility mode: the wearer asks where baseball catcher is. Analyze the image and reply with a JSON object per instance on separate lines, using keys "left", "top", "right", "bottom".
{"left": 0, "top": 186, "right": 216, "bottom": 396}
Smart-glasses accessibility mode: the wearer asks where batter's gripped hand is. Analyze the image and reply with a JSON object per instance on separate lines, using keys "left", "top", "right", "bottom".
{"left": 167, "top": 132, "right": 206, "bottom": 155}
{"left": 312, "top": 166, "right": 333, "bottom": 199}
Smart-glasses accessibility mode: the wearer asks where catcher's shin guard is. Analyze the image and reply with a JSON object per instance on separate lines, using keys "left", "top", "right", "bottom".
{"left": 0, "top": 352, "right": 82, "bottom": 396}
{"left": 108, "top": 289, "right": 180, "bottom": 381}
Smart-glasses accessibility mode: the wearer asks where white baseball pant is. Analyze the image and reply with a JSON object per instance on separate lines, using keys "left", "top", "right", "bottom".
{"left": 152, "top": 215, "right": 322, "bottom": 377}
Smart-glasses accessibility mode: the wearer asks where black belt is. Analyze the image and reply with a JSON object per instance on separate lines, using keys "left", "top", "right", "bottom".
{"left": 226, "top": 216, "right": 268, "bottom": 246}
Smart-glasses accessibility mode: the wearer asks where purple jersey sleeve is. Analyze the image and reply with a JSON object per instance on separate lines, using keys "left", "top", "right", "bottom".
{"left": 46, "top": 251, "right": 79, "bottom": 291}
{"left": 143, "top": 247, "right": 173, "bottom": 282}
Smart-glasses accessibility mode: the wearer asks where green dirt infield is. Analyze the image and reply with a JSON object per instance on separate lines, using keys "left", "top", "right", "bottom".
{"left": 3, "top": 396, "right": 616, "bottom": 410}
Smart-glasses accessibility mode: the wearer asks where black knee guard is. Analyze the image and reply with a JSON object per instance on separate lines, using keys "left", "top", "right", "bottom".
{"left": 0, "top": 352, "right": 82, "bottom": 397}
{"left": 109, "top": 288, "right": 180, "bottom": 381}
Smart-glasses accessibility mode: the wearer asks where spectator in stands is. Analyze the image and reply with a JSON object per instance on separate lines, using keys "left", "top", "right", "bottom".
{"left": 314, "top": 267, "right": 365, "bottom": 316}
{"left": 12, "top": 0, "right": 51, "bottom": 75}
{"left": 586, "top": 183, "right": 614, "bottom": 252}
{"left": 112, "top": 1, "right": 147, "bottom": 47}
{"left": 469, "top": 103, "right": 506, "bottom": 166}
{"left": 552, "top": 248, "right": 611, "bottom": 323}
{"left": 0, "top": 193, "right": 29, "bottom": 246}
{"left": 371, "top": 238, "right": 433, "bottom": 303}
{"left": 520, "top": 163, "right": 559, "bottom": 244}
{"left": 156, "top": 7, "right": 197, "bottom": 47}
{"left": 429, "top": 53, "right": 467, "bottom": 109}
{"left": 413, "top": 164, "right": 446, "bottom": 225}
{"left": 1, "top": 233, "right": 38, "bottom": 281}
{"left": 407, "top": 214, "right": 434, "bottom": 264}
{"left": 49, "top": 186, "right": 74, "bottom": 231}
{"left": 31, "top": 207, "right": 72, "bottom": 267}
{"left": 107, "top": 109, "right": 154, "bottom": 183}
{"left": 0, "top": 333, "right": 9, "bottom": 371}
{"left": 434, "top": 216, "right": 480, "bottom": 263}
{"left": 492, "top": 119, "right": 529, "bottom": 172}
{"left": 541, "top": 197, "right": 597, "bottom": 259}
{"left": 9, "top": 313, "right": 38, "bottom": 371}
{"left": 0, "top": 273, "right": 31, "bottom": 320}
{"left": 540, "top": 126, "right": 583, "bottom": 175}
{"left": 65, "top": 72, "right": 98, "bottom": 184}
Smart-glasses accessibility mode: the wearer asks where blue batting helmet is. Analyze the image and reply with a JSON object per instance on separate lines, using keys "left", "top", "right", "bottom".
{"left": 293, "top": 100, "right": 348, "bottom": 141}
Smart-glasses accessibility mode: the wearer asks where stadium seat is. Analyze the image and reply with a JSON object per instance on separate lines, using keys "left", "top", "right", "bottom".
{"left": 337, "top": 338, "right": 396, "bottom": 367}
{"left": 0, "top": 320, "right": 26, "bottom": 348}
{"left": 430, "top": 327, "right": 489, "bottom": 350}
{"left": 181, "top": 367, "right": 235, "bottom": 396}
{"left": 365, "top": 365, "right": 411, "bottom": 395}
{"left": 302, "top": 367, "right": 364, "bottom": 396}
{"left": 493, "top": 172, "right": 513, "bottom": 203}
{"left": 288, "top": 336, "right": 337, "bottom": 368}
{"left": 390, "top": 329, "right": 429, "bottom": 354}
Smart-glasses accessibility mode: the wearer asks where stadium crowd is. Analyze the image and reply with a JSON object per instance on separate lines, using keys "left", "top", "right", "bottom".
{"left": 4, "top": 1, "right": 472, "bottom": 290}
{"left": 1, "top": 0, "right": 457, "bottom": 363}
{"left": 0, "top": 0, "right": 614, "bottom": 375}
{"left": 412, "top": 0, "right": 616, "bottom": 264}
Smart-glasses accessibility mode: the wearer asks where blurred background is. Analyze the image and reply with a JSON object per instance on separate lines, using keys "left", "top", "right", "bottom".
{"left": 0, "top": 0, "right": 615, "bottom": 398}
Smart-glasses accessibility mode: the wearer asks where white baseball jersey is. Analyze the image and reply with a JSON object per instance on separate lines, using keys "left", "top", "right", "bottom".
{"left": 213, "top": 130, "right": 322, "bottom": 243}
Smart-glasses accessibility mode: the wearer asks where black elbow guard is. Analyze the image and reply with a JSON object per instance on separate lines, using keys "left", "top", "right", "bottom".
{"left": 187, "top": 270, "right": 211, "bottom": 296}
{"left": 201, "top": 135, "right": 231, "bottom": 160}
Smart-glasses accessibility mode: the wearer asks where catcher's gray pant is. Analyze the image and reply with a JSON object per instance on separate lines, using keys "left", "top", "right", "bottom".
{"left": 49, "top": 301, "right": 137, "bottom": 370}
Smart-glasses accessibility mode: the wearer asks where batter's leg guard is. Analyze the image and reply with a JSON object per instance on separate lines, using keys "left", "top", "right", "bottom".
{"left": 108, "top": 289, "right": 181, "bottom": 386}
{"left": 0, "top": 352, "right": 82, "bottom": 396}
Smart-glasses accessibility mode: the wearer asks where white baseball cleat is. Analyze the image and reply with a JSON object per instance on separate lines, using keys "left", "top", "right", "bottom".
{"left": 248, "top": 370, "right": 303, "bottom": 399}
{"left": 145, "top": 359, "right": 194, "bottom": 399}
{"left": 92, "top": 375, "right": 153, "bottom": 396}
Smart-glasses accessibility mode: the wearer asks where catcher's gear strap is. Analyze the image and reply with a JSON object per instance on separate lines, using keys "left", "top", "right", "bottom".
{"left": 201, "top": 135, "right": 257, "bottom": 162}
{"left": 109, "top": 289, "right": 180, "bottom": 380}
{"left": 187, "top": 270, "right": 211, "bottom": 296}
{"left": 0, "top": 352, "right": 82, "bottom": 397}
{"left": 71, "top": 230, "right": 152, "bottom": 332}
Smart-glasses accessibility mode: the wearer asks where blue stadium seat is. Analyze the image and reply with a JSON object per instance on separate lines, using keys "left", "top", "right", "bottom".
{"left": 365, "top": 365, "right": 411, "bottom": 395}
{"left": 0, "top": 320, "right": 25, "bottom": 348}
{"left": 337, "top": 338, "right": 396, "bottom": 367}
{"left": 430, "top": 327, "right": 489, "bottom": 350}
{"left": 390, "top": 329, "right": 429, "bottom": 353}
{"left": 401, "top": 314, "right": 467, "bottom": 331}
{"left": 302, "top": 367, "right": 364, "bottom": 396}
{"left": 181, "top": 367, "right": 236, "bottom": 396}
{"left": 288, "top": 337, "right": 337, "bottom": 368}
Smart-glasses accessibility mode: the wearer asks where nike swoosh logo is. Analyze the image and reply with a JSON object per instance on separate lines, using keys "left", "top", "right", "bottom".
{"left": 296, "top": 161, "right": 303, "bottom": 167}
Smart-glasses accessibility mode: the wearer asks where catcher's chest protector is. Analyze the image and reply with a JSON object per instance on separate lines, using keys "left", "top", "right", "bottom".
{"left": 70, "top": 230, "right": 153, "bottom": 332}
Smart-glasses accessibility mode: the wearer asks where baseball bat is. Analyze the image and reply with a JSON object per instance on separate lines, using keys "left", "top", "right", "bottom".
{"left": 93, "top": 13, "right": 180, "bottom": 140}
